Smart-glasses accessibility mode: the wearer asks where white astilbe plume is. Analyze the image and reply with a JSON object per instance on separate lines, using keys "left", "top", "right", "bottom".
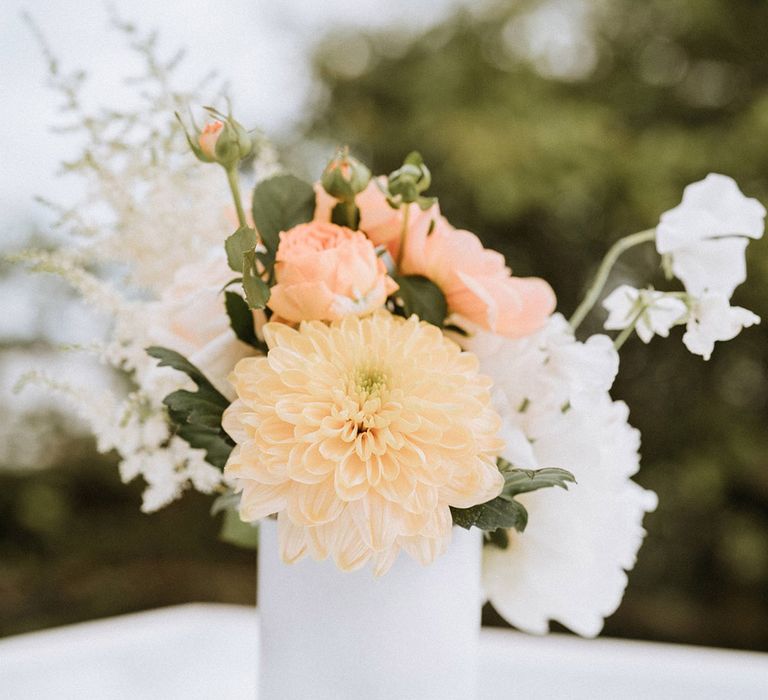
{"left": 462, "top": 315, "right": 657, "bottom": 637}
{"left": 14, "top": 17, "right": 276, "bottom": 509}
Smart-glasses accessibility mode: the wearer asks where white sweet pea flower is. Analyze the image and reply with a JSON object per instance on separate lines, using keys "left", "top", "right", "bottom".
{"left": 463, "top": 317, "right": 657, "bottom": 637}
{"left": 603, "top": 285, "right": 687, "bottom": 343}
{"left": 682, "top": 294, "right": 760, "bottom": 361}
{"left": 656, "top": 173, "right": 765, "bottom": 298}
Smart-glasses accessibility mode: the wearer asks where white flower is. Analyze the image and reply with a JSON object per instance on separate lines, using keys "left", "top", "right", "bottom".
{"left": 146, "top": 251, "right": 259, "bottom": 399}
{"left": 464, "top": 316, "right": 657, "bottom": 637}
{"left": 603, "top": 285, "right": 687, "bottom": 343}
{"left": 656, "top": 174, "right": 765, "bottom": 298}
{"left": 682, "top": 294, "right": 760, "bottom": 361}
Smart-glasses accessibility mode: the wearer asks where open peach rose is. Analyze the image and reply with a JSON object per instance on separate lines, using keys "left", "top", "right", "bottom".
{"left": 314, "top": 178, "right": 438, "bottom": 260}
{"left": 401, "top": 217, "right": 556, "bottom": 338}
{"left": 268, "top": 221, "right": 398, "bottom": 323}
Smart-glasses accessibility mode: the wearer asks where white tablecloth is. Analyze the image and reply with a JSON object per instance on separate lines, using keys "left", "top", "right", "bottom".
{"left": 1, "top": 604, "right": 767, "bottom": 699}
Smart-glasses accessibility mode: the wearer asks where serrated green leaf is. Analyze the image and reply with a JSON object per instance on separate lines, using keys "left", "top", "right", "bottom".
{"left": 242, "top": 249, "right": 271, "bottom": 309}
{"left": 224, "top": 290, "right": 267, "bottom": 351}
{"left": 145, "top": 346, "right": 233, "bottom": 469}
{"left": 451, "top": 497, "right": 528, "bottom": 532}
{"left": 392, "top": 273, "right": 447, "bottom": 327}
{"left": 224, "top": 226, "right": 258, "bottom": 272}
{"left": 500, "top": 464, "right": 576, "bottom": 497}
{"left": 251, "top": 174, "right": 315, "bottom": 259}
{"left": 146, "top": 346, "right": 228, "bottom": 403}
{"left": 177, "top": 423, "right": 234, "bottom": 470}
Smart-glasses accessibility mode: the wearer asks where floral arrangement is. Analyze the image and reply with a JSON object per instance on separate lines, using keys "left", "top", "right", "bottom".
{"left": 16, "top": 25, "right": 765, "bottom": 638}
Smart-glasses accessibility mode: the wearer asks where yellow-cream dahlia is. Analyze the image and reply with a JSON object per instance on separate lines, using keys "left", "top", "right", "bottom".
{"left": 222, "top": 311, "right": 505, "bottom": 574}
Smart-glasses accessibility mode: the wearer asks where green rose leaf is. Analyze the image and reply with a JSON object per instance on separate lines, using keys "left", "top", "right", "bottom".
{"left": 224, "top": 226, "right": 258, "bottom": 273}
{"left": 251, "top": 174, "right": 315, "bottom": 262}
{"left": 451, "top": 497, "right": 528, "bottom": 532}
{"left": 242, "top": 250, "right": 271, "bottom": 310}
{"left": 145, "top": 346, "right": 234, "bottom": 470}
{"left": 392, "top": 274, "right": 448, "bottom": 328}
{"left": 224, "top": 290, "right": 267, "bottom": 352}
{"left": 451, "top": 460, "right": 576, "bottom": 540}
{"left": 502, "top": 465, "right": 576, "bottom": 496}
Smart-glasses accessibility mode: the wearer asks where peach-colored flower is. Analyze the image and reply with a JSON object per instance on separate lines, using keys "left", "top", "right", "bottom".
{"left": 268, "top": 221, "right": 398, "bottom": 323}
{"left": 222, "top": 312, "right": 505, "bottom": 574}
{"left": 401, "top": 217, "right": 556, "bottom": 338}
{"left": 198, "top": 120, "right": 224, "bottom": 160}
{"left": 315, "top": 178, "right": 439, "bottom": 259}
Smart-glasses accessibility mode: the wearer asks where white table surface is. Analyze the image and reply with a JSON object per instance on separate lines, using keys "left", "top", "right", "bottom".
{"left": 1, "top": 603, "right": 767, "bottom": 699}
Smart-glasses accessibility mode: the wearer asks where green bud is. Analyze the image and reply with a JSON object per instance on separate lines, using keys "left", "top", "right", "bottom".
{"left": 387, "top": 151, "right": 432, "bottom": 205}
{"left": 321, "top": 147, "right": 372, "bottom": 202}
{"left": 176, "top": 107, "right": 254, "bottom": 167}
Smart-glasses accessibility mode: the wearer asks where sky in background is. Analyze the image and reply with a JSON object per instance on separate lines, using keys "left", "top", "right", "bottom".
{"left": 0, "top": 0, "right": 470, "bottom": 465}
{"left": 1, "top": 0, "right": 468, "bottom": 229}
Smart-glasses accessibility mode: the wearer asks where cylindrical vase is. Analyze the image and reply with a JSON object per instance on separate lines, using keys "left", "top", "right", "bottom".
{"left": 257, "top": 519, "right": 482, "bottom": 700}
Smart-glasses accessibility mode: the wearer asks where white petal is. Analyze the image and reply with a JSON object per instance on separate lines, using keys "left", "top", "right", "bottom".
{"left": 683, "top": 294, "right": 760, "bottom": 360}
{"left": 670, "top": 237, "right": 748, "bottom": 298}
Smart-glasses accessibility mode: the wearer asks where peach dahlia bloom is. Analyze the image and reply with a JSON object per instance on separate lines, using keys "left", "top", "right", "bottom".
{"left": 268, "top": 222, "right": 398, "bottom": 323}
{"left": 222, "top": 311, "right": 505, "bottom": 574}
{"left": 401, "top": 217, "right": 556, "bottom": 338}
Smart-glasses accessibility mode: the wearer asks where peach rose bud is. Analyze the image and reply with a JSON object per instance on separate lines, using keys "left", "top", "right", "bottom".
{"left": 268, "top": 221, "right": 398, "bottom": 323}
{"left": 198, "top": 120, "right": 224, "bottom": 161}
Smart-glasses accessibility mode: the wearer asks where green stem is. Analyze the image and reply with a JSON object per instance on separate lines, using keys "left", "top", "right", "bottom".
{"left": 569, "top": 228, "right": 656, "bottom": 332}
{"left": 396, "top": 204, "right": 411, "bottom": 269}
{"left": 226, "top": 165, "right": 247, "bottom": 228}
{"left": 613, "top": 322, "right": 638, "bottom": 351}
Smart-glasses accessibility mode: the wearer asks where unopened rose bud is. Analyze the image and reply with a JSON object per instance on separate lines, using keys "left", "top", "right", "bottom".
{"left": 198, "top": 120, "right": 225, "bottom": 161}
{"left": 387, "top": 151, "right": 432, "bottom": 207}
{"left": 321, "top": 148, "right": 372, "bottom": 202}
{"left": 177, "top": 109, "right": 254, "bottom": 167}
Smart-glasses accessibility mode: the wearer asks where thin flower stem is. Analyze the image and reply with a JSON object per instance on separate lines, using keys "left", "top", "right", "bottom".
{"left": 613, "top": 322, "right": 637, "bottom": 351}
{"left": 569, "top": 228, "right": 657, "bottom": 332}
{"left": 396, "top": 204, "right": 411, "bottom": 269}
{"left": 226, "top": 165, "right": 247, "bottom": 228}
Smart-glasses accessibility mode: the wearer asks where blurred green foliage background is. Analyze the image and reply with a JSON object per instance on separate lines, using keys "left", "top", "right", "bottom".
{"left": 3, "top": 0, "right": 768, "bottom": 650}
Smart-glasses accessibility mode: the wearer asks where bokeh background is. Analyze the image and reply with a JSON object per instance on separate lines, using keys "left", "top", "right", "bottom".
{"left": 2, "top": 0, "right": 768, "bottom": 650}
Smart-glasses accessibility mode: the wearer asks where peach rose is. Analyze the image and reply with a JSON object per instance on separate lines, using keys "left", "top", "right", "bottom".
{"left": 401, "top": 217, "right": 556, "bottom": 338}
{"left": 268, "top": 222, "right": 398, "bottom": 323}
{"left": 314, "top": 178, "right": 439, "bottom": 260}
{"left": 197, "top": 121, "right": 224, "bottom": 161}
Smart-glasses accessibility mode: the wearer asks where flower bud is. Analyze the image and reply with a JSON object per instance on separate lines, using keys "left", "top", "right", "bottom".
{"left": 321, "top": 148, "right": 372, "bottom": 202}
{"left": 387, "top": 151, "right": 432, "bottom": 205}
{"left": 177, "top": 109, "right": 254, "bottom": 167}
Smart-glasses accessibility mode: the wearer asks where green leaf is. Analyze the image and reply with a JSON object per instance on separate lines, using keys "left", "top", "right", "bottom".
{"left": 485, "top": 528, "right": 509, "bottom": 549}
{"left": 251, "top": 174, "right": 315, "bottom": 260}
{"left": 392, "top": 274, "right": 448, "bottom": 327}
{"left": 219, "top": 507, "right": 260, "bottom": 550}
{"left": 501, "top": 465, "right": 576, "bottom": 496}
{"left": 176, "top": 423, "right": 234, "bottom": 470}
{"left": 451, "top": 461, "right": 576, "bottom": 536}
{"left": 146, "top": 346, "right": 228, "bottom": 402}
{"left": 224, "top": 226, "right": 258, "bottom": 273}
{"left": 146, "top": 346, "right": 234, "bottom": 469}
{"left": 225, "top": 290, "right": 267, "bottom": 351}
{"left": 451, "top": 498, "right": 528, "bottom": 532}
{"left": 242, "top": 249, "right": 271, "bottom": 309}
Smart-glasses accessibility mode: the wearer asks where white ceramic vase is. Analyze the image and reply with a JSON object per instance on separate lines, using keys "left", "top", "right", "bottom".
{"left": 257, "top": 519, "right": 483, "bottom": 700}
